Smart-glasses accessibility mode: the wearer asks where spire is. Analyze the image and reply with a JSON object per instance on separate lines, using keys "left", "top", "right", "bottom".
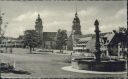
{"left": 38, "top": 14, "right": 40, "bottom": 19}
{"left": 75, "top": 0, "right": 78, "bottom": 17}
{"left": 72, "top": 4, "right": 81, "bottom": 35}
{"left": 36, "top": 13, "right": 42, "bottom": 23}
{"left": 75, "top": 11, "right": 77, "bottom": 17}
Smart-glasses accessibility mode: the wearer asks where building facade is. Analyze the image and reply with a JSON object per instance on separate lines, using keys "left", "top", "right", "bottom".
{"left": 0, "top": 37, "right": 24, "bottom": 48}
{"left": 43, "top": 32, "right": 57, "bottom": 49}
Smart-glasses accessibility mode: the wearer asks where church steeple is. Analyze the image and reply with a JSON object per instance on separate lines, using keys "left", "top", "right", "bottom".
{"left": 35, "top": 14, "right": 44, "bottom": 48}
{"left": 75, "top": 11, "right": 78, "bottom": 17}
{"left": 38, "top": 14, "right": 40, "bottom": 17}
{"left": 72, "top": 8, "right": 82, "bottom": 36}
{"left": 35, "top": 13, "right": 43, "bottom": 35}
{"left": 75, "top": 1, "right": 78, "bottom": 18}
{"left": 38, "top": 14, "right": 41, "bottom": 19}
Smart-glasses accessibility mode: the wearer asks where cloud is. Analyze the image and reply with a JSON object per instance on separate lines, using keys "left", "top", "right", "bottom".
{"left": 5, "top": 23, "right": 26, "bottom": 38}
{"left": 79, "top": 7, "right": 99, "bottom": 17}
{"left": 44, "top": 20, "right": 72, "bottom": 32}
{"left": 13, "top": 11, "right": 38, "bottom": 22}
{"left": 115, "top": 8, "right": 127, "bottom": 19}
{"left": 11, "top": 10, "right": 74, "bottom": 32}
{"left": 14, "top": 14, "right": 26, "bottom": 22}
{"left": 7, "top": 6, "right": 126, "bottom": 38}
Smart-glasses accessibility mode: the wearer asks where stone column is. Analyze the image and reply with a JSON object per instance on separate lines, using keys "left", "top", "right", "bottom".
{"left": 94, "top": 19, "right": 101, "bottom": 62}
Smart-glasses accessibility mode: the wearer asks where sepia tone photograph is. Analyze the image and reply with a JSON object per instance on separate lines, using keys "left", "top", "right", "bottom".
{"left": 0, "top": 0, "right": 127, "bottom": 78}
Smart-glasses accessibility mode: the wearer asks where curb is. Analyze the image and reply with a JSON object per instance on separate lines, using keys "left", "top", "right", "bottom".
{"left": 62, "top": 66, "right": 127, "bottom": 75}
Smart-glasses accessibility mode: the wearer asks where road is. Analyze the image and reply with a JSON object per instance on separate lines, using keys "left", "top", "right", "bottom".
{"left": 0, "top": 48, "right": 127, "bottom": 78}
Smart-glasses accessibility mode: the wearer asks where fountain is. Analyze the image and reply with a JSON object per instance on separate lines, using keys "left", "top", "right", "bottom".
{"left": 71, "top": 19, "right": 126, "bottom": 72}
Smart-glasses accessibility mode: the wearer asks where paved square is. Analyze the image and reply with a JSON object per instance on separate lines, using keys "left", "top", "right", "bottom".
{"left": 0, "top": 48, "right": 127, "bottom": 78}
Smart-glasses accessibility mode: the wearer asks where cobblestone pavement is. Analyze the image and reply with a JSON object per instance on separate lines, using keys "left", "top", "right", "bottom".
{"left": 0, "top": 48, "right": 127, "bottom": 78}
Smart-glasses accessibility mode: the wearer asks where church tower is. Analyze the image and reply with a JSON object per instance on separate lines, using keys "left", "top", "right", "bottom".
{"left": 67, "top": 10, "right": 82, "bottom": 50}
{"left": 72, "top": 11, "right": 82, "bottom": 36}
{"left": 35, "top": 14, "right": 43, "bottom": 48}
{"left": 35, "top": 14, "right": 43, "bottom": 35}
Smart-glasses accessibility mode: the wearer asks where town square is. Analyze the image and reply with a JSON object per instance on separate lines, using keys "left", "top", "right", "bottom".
{"left": 0, "top": 0, "right": 127, "bottom": 78}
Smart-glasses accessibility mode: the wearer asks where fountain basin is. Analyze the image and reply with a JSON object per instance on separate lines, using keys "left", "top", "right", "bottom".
{"left": 72, "top": 58, "right": 126, "bottom": 72}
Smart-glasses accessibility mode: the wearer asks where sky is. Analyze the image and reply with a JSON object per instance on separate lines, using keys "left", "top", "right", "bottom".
{"left": 0, "top": 0, "right": 127, "bottom": 38}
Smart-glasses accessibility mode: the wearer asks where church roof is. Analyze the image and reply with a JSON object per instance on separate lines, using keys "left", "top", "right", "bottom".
{"left": 108, "top": 32, "right": 127, "bottom": 47}
{"left": 43, "top": 32, "right": 57, "bottom": 41}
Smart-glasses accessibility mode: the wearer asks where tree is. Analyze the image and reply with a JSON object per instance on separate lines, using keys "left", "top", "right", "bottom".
{"left": 56, "top": 29, "right": 67, "bottom": 53}
{"left": 23, "top": 30, "right": 41, "bottom": 53}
